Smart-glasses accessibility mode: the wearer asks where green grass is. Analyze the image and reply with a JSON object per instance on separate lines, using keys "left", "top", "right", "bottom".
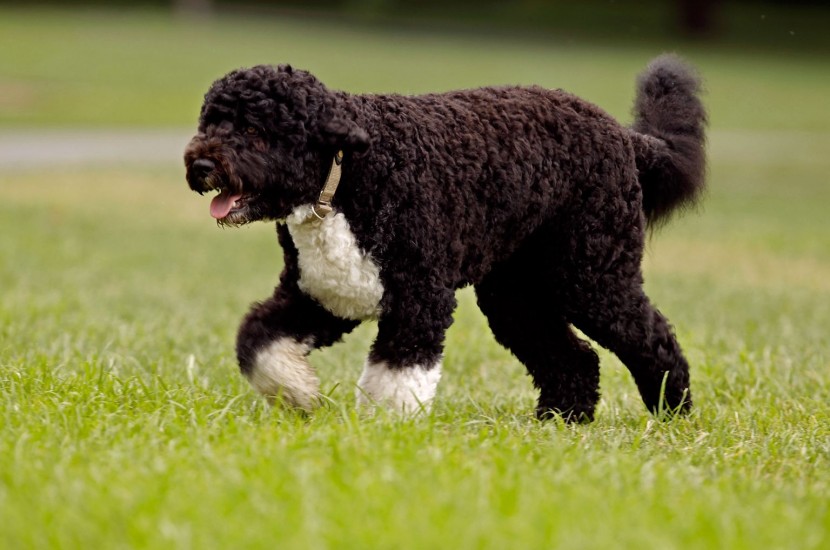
{"left": 2, "top": 7, "right": 830, "bottom": 549}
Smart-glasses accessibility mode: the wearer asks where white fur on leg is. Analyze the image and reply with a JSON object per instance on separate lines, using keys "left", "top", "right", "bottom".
{"left": 356, "top": 360, "right": 442, "bottom": 415}
{"left": 247, "top": 338, "right": 319, "bottom": 411}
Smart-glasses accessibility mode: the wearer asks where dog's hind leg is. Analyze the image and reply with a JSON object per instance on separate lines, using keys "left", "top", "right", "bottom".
{"left": 567, "top": 284, "right": 692, "bottom": 417}
{"left": 356, "top": 283, "right": 457, "bottom": 416}
{"left": 475, "top": 264, "right": 601, "bottom": 422}
{"left": 559, "top": 203, "right": 692, "bottom": 416}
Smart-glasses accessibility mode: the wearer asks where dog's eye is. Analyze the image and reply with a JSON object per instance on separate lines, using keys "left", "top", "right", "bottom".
{"left": 245, "top": 126, "right": 258, "bottom": 136}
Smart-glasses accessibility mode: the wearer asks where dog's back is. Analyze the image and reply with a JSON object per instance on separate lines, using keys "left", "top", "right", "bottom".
{"left": 340, "top": 84, "right": 645, "bottom": 284}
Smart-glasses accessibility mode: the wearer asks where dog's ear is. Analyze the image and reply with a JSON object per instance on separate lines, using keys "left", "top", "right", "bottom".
{"left": 319, "top": 118, "right": 370, "bottom": 155}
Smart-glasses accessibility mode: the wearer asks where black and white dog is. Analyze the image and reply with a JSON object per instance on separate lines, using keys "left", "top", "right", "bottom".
{"left": 184, "top": 55, "right": 706, "bottom": 421}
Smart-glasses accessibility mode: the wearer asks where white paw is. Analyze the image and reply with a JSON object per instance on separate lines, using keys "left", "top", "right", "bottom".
{"left": 356, "top": 360, "right": 442, "bottom": 415}
{"left": 247, "top": 338, "right": 319, "bottom": 411}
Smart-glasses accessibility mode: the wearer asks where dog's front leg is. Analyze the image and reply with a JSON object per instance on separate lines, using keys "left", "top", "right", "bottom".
{"left": 235, "top": 225, "right": 360, "bottom": 410}
{"left": 356, "top": 285, "right": 457, "bottom": 415}
{"left": 236, "top": 283, "right": 359, "bottom": 410}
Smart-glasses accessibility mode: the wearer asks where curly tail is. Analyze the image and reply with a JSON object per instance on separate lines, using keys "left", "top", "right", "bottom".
{"left": 631, "top": 54, "right": 707, "bottom": 226}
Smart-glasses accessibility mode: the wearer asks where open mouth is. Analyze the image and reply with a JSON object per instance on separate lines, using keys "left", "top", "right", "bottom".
{"left": 188, "top": 165, "right": 260, "bottom": 224}
{"left": 209, "top": 188, "right": 246, "bottom": 220}
{"left": 199, "top": 174, "right": 250, "bottom": 222}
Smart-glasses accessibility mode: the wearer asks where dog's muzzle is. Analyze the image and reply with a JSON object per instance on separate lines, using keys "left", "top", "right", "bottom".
{"left": 186, "top": 157, "right": 221, "bottom": 193}
{"left": 190, "top": 158, "right": 215, "bottom": 181}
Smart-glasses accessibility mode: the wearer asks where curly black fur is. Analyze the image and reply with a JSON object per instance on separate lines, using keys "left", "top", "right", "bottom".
{"left": 185, "top": 55, "right": 706, "bottom": 421}
{"left": 632, "top": 55, "right": 707, "bottom": 225}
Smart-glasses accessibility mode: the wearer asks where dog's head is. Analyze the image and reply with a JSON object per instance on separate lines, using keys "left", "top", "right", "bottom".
{"left": 184, "top": 65, "right": 369, "bottom": 226}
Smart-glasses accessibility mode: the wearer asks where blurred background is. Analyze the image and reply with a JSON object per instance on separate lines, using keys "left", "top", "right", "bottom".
{"left": 1, "top": 0, "right": 829, "bottom": 130}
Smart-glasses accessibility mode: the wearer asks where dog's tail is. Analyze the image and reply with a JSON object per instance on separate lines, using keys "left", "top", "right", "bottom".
{"left": 631, "top": 54, "right": 707, "bottom": 226}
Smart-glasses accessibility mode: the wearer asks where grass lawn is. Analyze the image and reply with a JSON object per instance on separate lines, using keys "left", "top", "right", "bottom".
{"left": 1, "top": 6, "right": 829, "bottom": 549}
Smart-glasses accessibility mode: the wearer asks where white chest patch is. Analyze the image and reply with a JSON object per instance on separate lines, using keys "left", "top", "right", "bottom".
{"left": 286, "top": 205, "right": 384, "bottom": 320}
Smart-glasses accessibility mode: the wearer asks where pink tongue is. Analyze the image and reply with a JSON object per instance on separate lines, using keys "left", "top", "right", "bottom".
{"left": 210, "top": 190, "right": 243, "bottom": 219}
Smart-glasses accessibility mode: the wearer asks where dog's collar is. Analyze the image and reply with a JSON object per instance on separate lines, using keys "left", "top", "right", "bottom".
{"left": 310, "top": 150, "right": 344, "bottom": 220}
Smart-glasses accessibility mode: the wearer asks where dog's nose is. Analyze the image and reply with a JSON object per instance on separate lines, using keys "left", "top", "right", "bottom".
{"left": 190, "top": 158, "right": 216, "bottom": 180}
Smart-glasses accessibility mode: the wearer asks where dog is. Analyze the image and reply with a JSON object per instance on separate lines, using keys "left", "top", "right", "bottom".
{"left": 184, "top": 54, "right": 706, "bottom": 421}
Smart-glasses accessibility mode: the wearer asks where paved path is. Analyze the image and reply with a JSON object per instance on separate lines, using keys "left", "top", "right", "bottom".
{"left": 0, "top": 129, "right": 192, "bottom": 169}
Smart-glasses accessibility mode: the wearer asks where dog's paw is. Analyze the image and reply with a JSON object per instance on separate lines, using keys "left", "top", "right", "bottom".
{"left": 246, "top": 338, "right": 320, "bottom": 411}
{"left": 355, "top": 360, "right": 441, "bottom": 416}
{"left": 535, "top": 404, "right": 595, "bottom": 424}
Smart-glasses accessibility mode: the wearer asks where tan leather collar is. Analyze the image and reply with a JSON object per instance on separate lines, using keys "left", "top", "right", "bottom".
{"left": 310, "top": 150, "right": 344, "bottom": 220}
